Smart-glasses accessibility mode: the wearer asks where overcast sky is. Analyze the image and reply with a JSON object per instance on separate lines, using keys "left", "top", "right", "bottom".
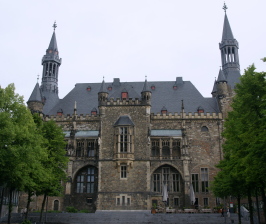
{"left": 1, "top": 0, "right": 266, "bottom": 102}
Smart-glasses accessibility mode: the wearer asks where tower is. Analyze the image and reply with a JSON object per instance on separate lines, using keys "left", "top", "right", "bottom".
{"left": 27, "top": 82, "right": 44, "bottom": 113}
{"left": 141, "top": 77, "right": 151, "bottom": 106}
{"left": 219, "top": 3, "right": 241, "bottom": 89}
{"left": 40, "top": 22, "right": 62, "bottom": 114}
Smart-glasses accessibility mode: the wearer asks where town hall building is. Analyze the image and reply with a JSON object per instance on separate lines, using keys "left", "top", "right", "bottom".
{"left": 25, "top": 7, "right": 241, "bottom": 212}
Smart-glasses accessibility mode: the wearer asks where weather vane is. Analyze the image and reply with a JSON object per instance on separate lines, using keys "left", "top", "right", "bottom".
{"left": 53, "top": 21, "right": 57, "bottom": 31}
{"left": 223, "top": 2, "right": 228, "bottom": 13}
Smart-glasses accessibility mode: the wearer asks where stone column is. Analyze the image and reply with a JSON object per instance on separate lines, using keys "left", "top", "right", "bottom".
{"left": 182, "top": 157, "right": 191, "bottom": 208}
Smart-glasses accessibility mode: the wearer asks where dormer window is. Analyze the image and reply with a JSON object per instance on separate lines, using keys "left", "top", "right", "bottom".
{"left": 121, "top": 89, "right": 128, "bottom": 99}
{"left": 49, "top": 50, "right": 52, "bottom": 53}
{"left": 161, "top": 106, "right": 167, "bottom": 114}
{"left": 57, "top": 108, "right": 63, "bottom": 116}
{"left": 173, "top": 85, "right": 177, "bottom": 90}
{"left": 108, "top": 85, "right": 112, "bottom": 91}
{"left": 197, "top": 106, "right": 204, "bottom": 113}
{"left": 91, "top": 108, "right": 97, "bottom": 115}
{"left": 87, "top": 86, "right": 91, "bottom": 91}
{"left": 151, "top": 85, "right": 155, "bottom": 90}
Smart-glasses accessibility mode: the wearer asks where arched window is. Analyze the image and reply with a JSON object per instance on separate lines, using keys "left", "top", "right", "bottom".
{"left": 54, "top": 200, "right": 59, "bottom": 211}
{"left": 152, "top": 165, "right": 181, "bottom": 193}
{"left": 201, "top": 126, "right": 209, "bottom": 132}
{"left": 76, "top": 166, "right": 97, "bottom": 193}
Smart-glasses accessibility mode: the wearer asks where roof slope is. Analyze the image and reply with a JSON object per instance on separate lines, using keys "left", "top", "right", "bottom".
{"left": 47, "top": 78, "right": 220, "bottom": 115}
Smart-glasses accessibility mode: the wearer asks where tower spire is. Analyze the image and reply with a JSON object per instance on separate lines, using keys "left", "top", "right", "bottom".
{"left": 39, "top": 22, "right": 62, "bottom": 114}
{"left": 219, "top": 4, "right": 241, "bottom": 89}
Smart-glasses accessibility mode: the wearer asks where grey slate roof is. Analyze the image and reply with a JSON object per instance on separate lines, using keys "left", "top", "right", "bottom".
{"left": 114, "top": 115, "right": 135, "bottom": 126}
{"left": 48, "top": 31, "right": 58, "bottom": 51}
{"left": 42, "top": 91, "right": 60, "bottom": 114}
{"left": 27, "top": 83, "right": 42, "bottom": 103}
{"left": 222, "top": 13, "right": 234, "bottom": 40}
{"left": 46, "top": 78, "right": 220, "bottom": 116}
{"left": 225, "top": 70, "right": 241, "bottom": 89}
{"left": 217, "top": 69, "right": 227, "bottom": 82}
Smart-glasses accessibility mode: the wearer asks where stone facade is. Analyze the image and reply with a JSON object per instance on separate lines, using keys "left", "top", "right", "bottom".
{"left": 23, "top": 9, "right": 242, "bottom": 213}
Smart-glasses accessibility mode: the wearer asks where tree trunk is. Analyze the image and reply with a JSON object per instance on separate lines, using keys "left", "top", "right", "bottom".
{"left": 260, "top": 186, "right": 266, "bottom": 224}
{"left": 237, "top": 195, "right": 241, "bottom": 224}
{"left": 248, "top": 187, "right": 254, "bottom": 224}
{"left": 0, "top": 187, "right": 4, "bottom": 219}
{"left": 255, "top": 188, "right": 261, "bottom": 224}
{"left": 7, "top": 188, "right": 13, "bottom": 224}
{"left": 39, "top": 193, "right": 47, "bottom": 223}
{"left": 25, "top": 190, "right": 32, "bottom": 221}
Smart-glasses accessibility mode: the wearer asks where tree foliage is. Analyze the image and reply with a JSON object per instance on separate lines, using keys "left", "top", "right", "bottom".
{"left": 0, "top": 84, "right": 68, "bottom": 223}
{"left": 212, "top": 65, "right": 266, "bottom": 224}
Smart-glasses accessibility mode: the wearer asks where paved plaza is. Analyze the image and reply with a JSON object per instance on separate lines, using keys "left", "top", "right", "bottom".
{"left": 0, "top": 211, "right": 251, "bottom": 224}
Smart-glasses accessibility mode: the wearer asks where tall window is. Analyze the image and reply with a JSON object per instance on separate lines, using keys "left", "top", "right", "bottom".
{"left": 162, "top": 167, "right": 170, "bottom": 187}
{"left": 76, "top": 175, "right": 84, "bottom": 193}
{"left": 172, "top": 140, "right": 181, "bottom": 158}
{"left": 172, "top": 174, "right": 180, "bottom": 192}
{"left": 87, "top": 140, "right": 95, "bottom": 157}
{"left": 76, "top": 166, "right": 96, "bottom": 193}
{"left": 151, "top": 140, "right": 160, "bottom": 157}
{"left": 120, "top": 127, "right": 129, "bottom": 152}
{"left": 153, "top": 174, "right": 160, "bottom": 192}
{"left": 87, "top": 167, "right": 95, "bottom": 193}
{"left": 192, "top": 174, "right": 199, "bottom": 193}
{"left": 121, "top": 164, "right": 127, "bottom": 178}
{"left": 76, "top": 141, "right": 84, "bottom": 157}
{"left": 162, "top": 140, "right": 170, "bottom": 158}
{"left": 201, "top": 168, "right": 209, "bottom": 193}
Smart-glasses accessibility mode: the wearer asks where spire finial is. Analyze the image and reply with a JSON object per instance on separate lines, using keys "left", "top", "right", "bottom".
{"left": 223, "top": 2, "right": 228, "bottom": 13}
{"left": 53, "top": 21, "right": 57, "bottom": 31}
{"left": 37, "top": 74, "right": 39, "bottom": 83}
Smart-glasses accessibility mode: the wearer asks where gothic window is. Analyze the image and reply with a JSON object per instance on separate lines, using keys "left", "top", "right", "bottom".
{"left": 121, "top": 164, "right": 127, "bottom": 178}
{"left": 76, "top": 175, "right": 84, "bottom": 193}
{"left": 120, "top": 127, "right": 129, "bottom": 152}
{"left": 76, "top": 166, "right": 96, "bottom": 193}
{"left": 151, "top": 140, "right": 160, "bottom": 157}
{"left": 87, "top": 140, "right": 95, "bottom": 157}
{"left": 76, "top": 141, "right": 84, "bottom": 157}
{"left": 192, "top": 174, "right": 199, "bottom": 192}
{"left": 153, "top": 174, "right": 160, "bottom": 192}
{"left": 162, "top": 167, "right": 170, "bottom": 187}
{"left": 201, "top": 126, "right": 209, "bottom": 132}
{"left": 114, "top": 115, "right": 134, "bottom": 156}
{"left": 201, "top": 168, "right": 209, "bottom": 193}
{"left": 172, "top": 139, "right": 181, "bottom": 158}
{"left": 152, "top": 166, "right": 181, "bottom": 193}
{"left": 172, "top": 173, "right": 180, "bottom": 192}
{"left": 87, "top": 167, "right": 95, "bottom": 193}
{"left": 162, "top": 140, "right": 170, "bottom": 158}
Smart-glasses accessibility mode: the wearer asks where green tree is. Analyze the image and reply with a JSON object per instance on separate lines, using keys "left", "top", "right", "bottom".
{"left": 36, "top": 119, "right": 68, "bottom": 222}
{"left": 213, "top": 65, "right": 266, "bottom": 224}
{"left": 0, "top": 84, "right": 45, "bottom": 224}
